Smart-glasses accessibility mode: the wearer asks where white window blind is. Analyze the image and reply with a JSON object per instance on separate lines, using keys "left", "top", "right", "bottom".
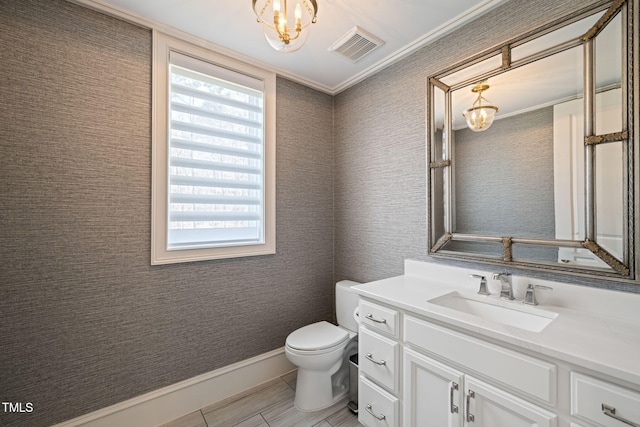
{"left": 168, "top": 52, "right": 266, "bottom": 250}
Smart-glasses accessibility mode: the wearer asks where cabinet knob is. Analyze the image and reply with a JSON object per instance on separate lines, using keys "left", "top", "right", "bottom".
{"left": 466, "top": 389, "right": 475, "bottom": 422}
{"left": 365, "top": 313, "right": 387, "bottom": 324}
{"left": 602, "top": 403, "right": 640, "bottom": 427}
{"left": 365, "top": 353, "right": 386, "bottom": 366}
{"left": 450, "top": 382, "right": 459, "bottom": 414}
{"left": 365, "top": 404, "right": 386, "bottom": 421}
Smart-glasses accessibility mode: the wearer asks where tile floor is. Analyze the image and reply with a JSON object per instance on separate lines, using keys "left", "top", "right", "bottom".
{"left": 160, "top": 370, "right": 362, "bottom": 427}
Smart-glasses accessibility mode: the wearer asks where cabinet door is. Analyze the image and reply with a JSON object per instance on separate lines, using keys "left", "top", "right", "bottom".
{"left": 464, "top": 376, "right": 557, "bottom": 427}
{"left": 403, "top": 348, "right": 464, "bottom": 427}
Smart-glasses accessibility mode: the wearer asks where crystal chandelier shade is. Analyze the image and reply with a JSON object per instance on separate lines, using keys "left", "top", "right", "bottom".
{"left": 462, "top": 82, "right": 499, "bottom": 132}
{"left": 252, "top": 0, "right": 318, "bottom": 53}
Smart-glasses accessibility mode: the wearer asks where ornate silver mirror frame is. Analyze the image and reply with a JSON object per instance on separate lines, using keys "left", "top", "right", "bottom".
{"left": 427, "top": 0, "right": 638, "bottom": 281}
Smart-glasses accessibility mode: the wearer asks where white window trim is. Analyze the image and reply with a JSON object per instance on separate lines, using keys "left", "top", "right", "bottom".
{"left": 151, "top": 31, "right": 276, "bottom": 265}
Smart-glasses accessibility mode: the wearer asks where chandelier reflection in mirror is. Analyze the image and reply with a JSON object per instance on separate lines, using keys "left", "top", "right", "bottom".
{"left": 427, "top": 0, "right": 636, "bottom": 281}
{"left": 252, "top": 0, "right": 318, "bottom": 52}
{"left": 462, "top": 82, "right": 499, "bottom": 132}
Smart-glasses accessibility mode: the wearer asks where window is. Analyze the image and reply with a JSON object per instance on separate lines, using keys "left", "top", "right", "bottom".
{"left": 152, "top": 33, "right": 276, "bottom": 264}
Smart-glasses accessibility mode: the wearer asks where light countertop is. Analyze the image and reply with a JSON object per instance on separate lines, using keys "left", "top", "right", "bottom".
{"left": 352, "top": 260, "right": 640, "bottom": 388}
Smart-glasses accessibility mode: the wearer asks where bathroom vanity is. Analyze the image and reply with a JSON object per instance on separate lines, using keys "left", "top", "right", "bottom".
{"left": 356, "top": 1, "right": 640, "bottom": 424}
{"left": 354, "top": 260, "right": 640, "bottom": 427}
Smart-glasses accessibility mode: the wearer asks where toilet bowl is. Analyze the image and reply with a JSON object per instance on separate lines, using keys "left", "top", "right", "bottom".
{"left": 284, "top": 280, "right": 360, "bottom": 411}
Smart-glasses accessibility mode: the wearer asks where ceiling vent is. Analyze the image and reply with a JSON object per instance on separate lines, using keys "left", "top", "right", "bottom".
{"left": 328, "top": 26, "right": 385, "bottom": 63}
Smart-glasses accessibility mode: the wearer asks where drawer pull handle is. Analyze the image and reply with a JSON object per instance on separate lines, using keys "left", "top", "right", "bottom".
{"left": 366, "top": 353, "right": 386, "bottom": 366}
{"left": 366, "top": 313, "right": 387, "bottom": 324}
{"left": 365, "top": 404, "right": 386, "bottom": 421}
{"left": 602, "top": 403, "right": 640, "bottom": 427}
{"left": 466, "top": 389, "right": 475, "bottom": 422}
{"left": 450, "top": 382, "right": 459, "bottom": 414}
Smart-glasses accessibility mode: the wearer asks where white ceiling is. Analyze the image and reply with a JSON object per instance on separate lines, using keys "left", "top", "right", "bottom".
{"left": 76, "top": 0, "right": 509, "bottom": 94}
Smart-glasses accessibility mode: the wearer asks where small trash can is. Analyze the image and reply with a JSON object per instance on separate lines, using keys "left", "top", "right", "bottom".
{"left": 348, "top": 353, "right": 358, "bottom": 414}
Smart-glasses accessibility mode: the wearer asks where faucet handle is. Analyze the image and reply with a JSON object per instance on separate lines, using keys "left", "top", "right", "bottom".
{"left": 469, "top": 274, "right": 490, "bottom": 296}
{"left": 524, "top": 284, "right": 553, "bottom": 306}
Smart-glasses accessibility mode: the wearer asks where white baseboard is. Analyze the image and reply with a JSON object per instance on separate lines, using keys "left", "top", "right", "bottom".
{"left": 53, "top": 347, "right": 295, "bottom": 427}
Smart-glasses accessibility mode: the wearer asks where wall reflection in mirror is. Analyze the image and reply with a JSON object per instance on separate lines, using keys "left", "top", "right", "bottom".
{"left": 428, "top": 1, "right": 635, "bottom": 279}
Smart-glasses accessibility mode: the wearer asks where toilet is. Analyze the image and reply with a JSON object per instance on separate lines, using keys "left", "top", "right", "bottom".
{"left": 285, "top": 280, "right": 360, "bottom": 411}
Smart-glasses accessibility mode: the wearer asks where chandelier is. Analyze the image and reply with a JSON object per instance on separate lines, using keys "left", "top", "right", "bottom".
{"left": 462, "top": 82, "right": 499, "bottom": 132}
{"left": 252, "top": 0, "right": 318, "bottom": 52}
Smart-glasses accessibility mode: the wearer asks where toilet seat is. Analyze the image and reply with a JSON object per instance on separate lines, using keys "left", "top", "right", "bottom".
{"left": 286, "top": 321, "right": 349, "bottom": 353}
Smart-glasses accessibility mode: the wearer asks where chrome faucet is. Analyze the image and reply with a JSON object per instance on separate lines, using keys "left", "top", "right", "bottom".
{"left": 492, "top": 272, "right": 514, "bottom": 300}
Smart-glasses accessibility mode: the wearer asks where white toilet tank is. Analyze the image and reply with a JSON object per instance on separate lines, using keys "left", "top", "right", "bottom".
{"left": 336, "top": 280, "right": 360, "bottom": 333}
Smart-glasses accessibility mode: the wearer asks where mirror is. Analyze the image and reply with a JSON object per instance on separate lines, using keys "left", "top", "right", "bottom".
{"left": 428, "top": 0, "right": 635, "bottom": 279}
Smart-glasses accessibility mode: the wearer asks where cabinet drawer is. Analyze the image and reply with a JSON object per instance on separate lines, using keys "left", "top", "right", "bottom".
{"left": 404, "top": 316, "right": 556, "bottom": 404}
{"left": 359, "top": 328, "right": 399, "bottom": 393}
{"left": 359, "top": 375, "right": 399, "bottom": 427}
{"left": 360, "top": 300, "right": 399, "bottom": 337}
{"left": 571, "top": 373, "right": 640, "bottom": 426}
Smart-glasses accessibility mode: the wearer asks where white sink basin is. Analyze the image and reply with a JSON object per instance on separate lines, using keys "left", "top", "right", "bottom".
{"left": 428, "top": 291, "right": 558, "bottom": 332}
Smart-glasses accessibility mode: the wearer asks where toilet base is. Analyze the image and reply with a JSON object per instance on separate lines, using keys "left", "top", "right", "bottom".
{"left": 294, "top": 366, "right": 349, "bottom": 411}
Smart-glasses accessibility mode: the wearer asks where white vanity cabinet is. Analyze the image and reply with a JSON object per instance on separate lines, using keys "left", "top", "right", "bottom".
{"left": 357, "top": 289, "right": 640, "bottom": 427}
{"left": 404, "top": 316, "right": 557, "bottom": 404}
{"left": 402, "top": 321, "right": 557, "bottom": 427}
{"left": 354, "top": 261, "right": 640, "bottom": 427}
{"left": 358, "top": 297, "right": 557, "bottom": 427}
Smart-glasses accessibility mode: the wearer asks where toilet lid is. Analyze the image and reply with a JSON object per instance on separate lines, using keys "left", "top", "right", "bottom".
{"left": 286, "top": 321, "right": 349, "bottom": 351}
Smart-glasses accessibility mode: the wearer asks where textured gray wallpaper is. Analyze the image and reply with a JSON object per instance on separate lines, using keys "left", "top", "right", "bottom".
{"left": 454, "top": 107, "right": 556, "bottom": 239}
{"left": 0, "top": 1, "right": 334, "bottom": 426}
{"left": 334, "top": 0, "right": 640, "bottom": 292}
{"left": 450, "top": 107, "right": 558, "bottom": 262}
{"left": 0, "top": 0, "right": 638, "bottom": 426}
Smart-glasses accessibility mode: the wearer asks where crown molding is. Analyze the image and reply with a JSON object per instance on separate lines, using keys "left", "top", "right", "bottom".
{"left": 329, "top": 0, "right": 508, "bottom": 94}
{"left": 67, "top": 0, "right": 507, "bottom": 95}
{"left": 66, "top": 0, "right": 336, "bottom": 93}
